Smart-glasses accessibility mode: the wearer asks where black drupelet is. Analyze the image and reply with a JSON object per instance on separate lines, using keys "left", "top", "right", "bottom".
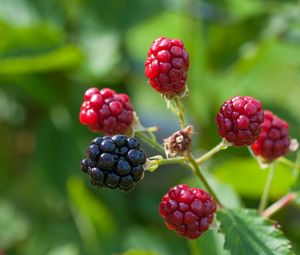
{"left": 81, "top": 135, "right": 146, "bottom": 192}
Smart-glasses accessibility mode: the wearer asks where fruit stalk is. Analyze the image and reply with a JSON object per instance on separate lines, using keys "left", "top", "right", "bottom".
{"left": 174, "top": 97, "right": 187, "bottom": 129}
{"left": 149, "top": 156, "right": 187, "bottom": 166}
{"left": 186, "top": 154, "right": 223, "bottom": 207}
{"left": 278, "top": 157, "right": 300, "bottom": 171}
{"left": 258, "top": 163, "right": 276, "bottom": 214}
{"left": 262, "top": 192, "right": 297, "bottom": 218}
{"left": 195, "top": 139, "right": 230, "bottom": 164}
{"left": 135, "top": 131, "right": 165, "bottom": 154}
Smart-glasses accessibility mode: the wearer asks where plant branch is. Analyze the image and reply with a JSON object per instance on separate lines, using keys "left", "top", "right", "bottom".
{"left": 186, "top": 154, "right": 223, "bottom": 208}
{"left": 258, "top": 163, "right": 276, "bottom": 215}
{"left": 149, "top": 156, "right": 186, "bottom": 166}
{"left": 262, "top": 192, "right": 297, "bottom": 218}
{"left": 195, "top": 139, "right": 230, "bottom": 165}
{"left": 135, "top": 131, "right": 165, "bottom": 154}
{"left": 174, "top": 97, "right": 187, "bottom": 129}
{"left": 278, "top": 157, "right": 300, "bottom": 170}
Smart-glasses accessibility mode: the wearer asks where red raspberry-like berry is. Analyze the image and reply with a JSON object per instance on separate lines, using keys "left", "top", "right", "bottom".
{"left": 159, "top": 184, "right": 217, "bottom": 239}
{"left": 216, "top": 96, "right": 264, "bottom": 146}
{"left": 79, "top": 87, "right": 134, "bottom": 135}
{"left": 145, "top": 37, "right": 189, "bottom": 98}
{"left": 250, "top": 110, "right": 291, "bottom": 162}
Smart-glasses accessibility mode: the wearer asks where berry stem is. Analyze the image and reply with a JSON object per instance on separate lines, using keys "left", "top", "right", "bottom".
{"left": 174, "top": 97, "right": 187, "bottom": 129}
{"left": 195, "top": 139, "right": 230, "bottom": 165}
{"left": 186, "top": 154, "right": 223, "bottom": 207}
{"left": 278, "top": 157, "right": 300, "bottom": 171}
{"left": 135, "top": 131, "right": 165, "bottom": 154}
{"left": 258, "top": 163, "right": 276, "bottom": 215}
{"left": 151, "top": 156, "right": 187, "bottom": 166}
{"left": 262, "top": 192, "right": 297, "bottom": 218}
{"left": 146, "top": 156, "right": 188, "bottom": 172}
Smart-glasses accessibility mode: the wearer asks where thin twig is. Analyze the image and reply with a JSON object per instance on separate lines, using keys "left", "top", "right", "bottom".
{"left": 258, "top": 163, "right": 276, "bottom": 215}
{"left": 195, "top": 139, "right": 230, "bottom": 164}
{"left": 278, "top": 157, "right": 300, "bottom": 170}
{"left": 262, "top": 192, "right": 297, "bottom": 218}
{"left": 174, "top": 97, "right": 187, "bottom": 129}
{"left": 186, "top": 154, "right": 223, "bottom": 207}
{"left": 135, "top": 131, "right": 165, "bottom": 154}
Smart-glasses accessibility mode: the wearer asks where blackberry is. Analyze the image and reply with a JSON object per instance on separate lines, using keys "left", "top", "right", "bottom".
{"left": 159, "top": 184, "right": 217, "bottom": 239}
{"left": 250, "top": 110, "right": 291, "bottom": 162}
{"left": 145, "top": 37, "right": 189, "bottom": 98}
{"left": 80, "top": 135, "right": 146, "bottom": 192}
{"left": 216, "top": 96, "right": 264, "bottom": 146}
{"left": 79, "top": 88, "right": 134, "bottom": 135}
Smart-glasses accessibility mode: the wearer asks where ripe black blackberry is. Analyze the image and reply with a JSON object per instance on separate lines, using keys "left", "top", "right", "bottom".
{"left": 80, "top": 135, "right": 146, "bottom": 192}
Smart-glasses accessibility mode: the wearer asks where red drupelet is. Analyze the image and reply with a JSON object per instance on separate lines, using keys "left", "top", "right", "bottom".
{"left": 159, "top": 184, "right": 217, "bottom": 239}
{"left": 79, "top": 87, "right": 134, "bottom": 135}
{"left": 145, "top": 37, "right": 189, "bottom": 98}
{"left": 216, "top": 96, "right": 264, "bottom": 146}
{"left": 250, "top": 110, "right": 291, "bottom": 162}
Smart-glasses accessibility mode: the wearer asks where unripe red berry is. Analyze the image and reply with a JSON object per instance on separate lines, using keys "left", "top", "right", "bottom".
{"left": 145, "top": 37, "right": 189, "bottom": 98}
{"left": 79, "top": 87, "right": 134, "bottom": 135}
{"left": 250, "top": 110, "right": 291, "bottom": 162}
{"left": 216, "top": 96, "right": 264, "bottom": 146}
{"left": 159, "top": 184, "right": 217, "bottom": 239}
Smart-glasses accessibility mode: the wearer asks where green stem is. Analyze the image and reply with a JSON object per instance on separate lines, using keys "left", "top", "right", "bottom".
{"left": 135, "top": 131, "right": 165, "bottom": 154}
{"left": 146, "top": 156, "right": 189, "bottom": 172}
{"left": 262, "top": 192, "right": 297, "bottom": 218}
{"left": 195, "top": 139, "right": 230, "bottom": 165}
{"left": 258, "top": 163, "right": 276, "bottom": 215}
{"left": 278, "top": 157, "right": 300, "bottom": 170}
{"left": 174, "top": 97, "right": 187, "bottom": 129}
{"left": 151, "top": 157, "right": 186, "bottom": 166}
{"left": 187, "top": 240, "right": 202, "bottom": 255}
{"left": 186, "top": 154, "right": 223, "bottom": 207}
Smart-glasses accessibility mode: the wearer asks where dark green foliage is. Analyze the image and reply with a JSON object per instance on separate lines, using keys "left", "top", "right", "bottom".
{"left": 1, "top": 0, "right": 300, "bottom": 254}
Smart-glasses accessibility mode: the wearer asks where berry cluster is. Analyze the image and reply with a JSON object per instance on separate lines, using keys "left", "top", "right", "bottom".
{"left": 216, "top": 96, "right": 264, "bottom": 146}
{"left": 251, "top": 110, "right": 291, "bottom": 162}
{"left": 145, "top": 36, "right": 189, "bottom": 98}
{"left": 81, "top": 135, "right": 146, "bottom": 192}
{"left": 79, "top": 87, "right": 134, "bottom": 135}
{"left": 78, "top": 36, "right": 295, "bottom": 242}
{"left": 159, "top": 184, "right": 217, "bottom": 239}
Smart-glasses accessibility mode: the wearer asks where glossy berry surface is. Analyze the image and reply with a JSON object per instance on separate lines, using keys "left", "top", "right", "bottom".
{"left": 145, "top": 37, "right": 189, "bottom": 98}
{"left": 79, "top": 87, "right": 134, "bottom": 135}
{"left": 250, "top": 110, "right": 291, "bottom": 162}
{"left": 216, "top": 96, "right": 264, "bottom": 146}
{"left": 159, "top": 184, "right": 217, "bottom": 239}
{"left": 80, "top": 135, "right": 146, "bottom": 192}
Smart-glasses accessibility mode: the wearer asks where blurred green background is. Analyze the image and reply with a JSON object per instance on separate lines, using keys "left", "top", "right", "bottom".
{"left": 1, "top": 0, "right": 300, "bottom": 254}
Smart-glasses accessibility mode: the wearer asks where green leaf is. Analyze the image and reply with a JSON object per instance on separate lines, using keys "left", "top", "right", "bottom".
{"left": 217, "top": 208, "right": 295, "bottom": 255}
{"left": 188, "top": 229, "right": 230, "bottom": 255}
{"left": 117, "top": 250, "right": 161, "bottom": 255}
{"left": 186, "top": 171, "right": 242, "bottom": 209}
{"left": 0, "top": 200, "right": 29, "bottom": 249}
{"left": 67, "top": 176, "right": 116, "bottom": 253}
{"left": 0, "top": 44, "right": 82, "bottom": 74}
{"left": 67, "top": 176, "right": 116, "bottom": 236}
{"left": 213, "top": 158, "right": 293, "bottom": 199}
{"left": 47, "top": 243, "right": 79, "bottom": 255}
{"left": 294, "top": 192, "right": 300, "bottom": 207}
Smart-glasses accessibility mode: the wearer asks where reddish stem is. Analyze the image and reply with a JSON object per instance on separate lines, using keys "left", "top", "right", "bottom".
{"left": 262, "top": 192, "right": 297, "bottom": 218}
